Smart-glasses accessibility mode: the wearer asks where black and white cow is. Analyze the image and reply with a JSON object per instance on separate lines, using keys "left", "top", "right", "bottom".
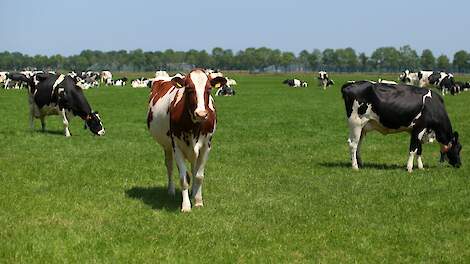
{"left": 428, "top": 72, "right": 455, "bottom": 96}
{"left": 454, "top": 81, "right": 470, "bottom": 93}
{"left": 216, "top": 84, "right": 236, "bottom": 96}
{"left": 112, "top": 77, "right": 128, "bottom": 86}
{"left": 283, "top": 79, "right": 308, "bottom": 87}
{"left": 4, "top": 72, "right": 31, "bottom": 89}
{"left": 29, "top": 74, "right": 105, "bottom": 136}
{"left": 318, "top": 71, "right": 334, "bottom": 89}
{"left": 342, "top": 81, "right": 461, "bottom": 172}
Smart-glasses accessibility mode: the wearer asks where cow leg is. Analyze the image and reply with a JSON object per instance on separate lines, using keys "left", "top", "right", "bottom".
{"left": 174, "top": 147, "right": 191, "bottom": 212}
{"left": 164, "top": 149, "right": 175, "bottom": 196}
{"left": 356, "top": 130, "right": 367, "bottom": 168}
{"left": 61, "top": 109, "right": 71, "bottom": 137}
{"left": 191, "top": 146, "right": 210, "bottom": 207}
{"left": 348, "top": 126, "right": 363, "bottom": 170}
{"left": 40, "top": 117, "right": 46, "bottom": 132}
{"left": 407, "top": 134, "right": 420, "bottom": 172}
{"left": 416, "top": 143, "right": 424, "bottom": 170}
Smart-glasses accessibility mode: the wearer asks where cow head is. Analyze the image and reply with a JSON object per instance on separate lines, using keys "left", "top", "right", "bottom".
{"left": 84, "top": 111, "right": 105, "bottom": 136}
{"left": 171, "top": 69, "right": 226, "bottom": 122}
{"left": 441, "top": 131, "right": 462, "bottom": 168}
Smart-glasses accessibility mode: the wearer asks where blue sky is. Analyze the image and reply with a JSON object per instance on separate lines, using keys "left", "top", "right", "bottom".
{"left": 1, "top": 0, "right": 469, "bottom": 57}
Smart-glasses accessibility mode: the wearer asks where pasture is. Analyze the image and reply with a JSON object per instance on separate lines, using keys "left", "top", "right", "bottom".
{"left": 1, "top": 73, "right": 470, "bottom": 262}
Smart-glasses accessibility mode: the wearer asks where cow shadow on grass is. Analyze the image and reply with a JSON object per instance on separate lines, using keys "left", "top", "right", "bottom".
{"left": 125, "top": 186, "right": 180, "bottom": 212}
{"left": 319, "top": 161, "right": 405, "bottom": 170}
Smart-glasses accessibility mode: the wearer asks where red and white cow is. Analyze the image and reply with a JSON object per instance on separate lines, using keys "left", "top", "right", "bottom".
{"left": 147, "top": 69, "right": 226, "bottom": 212}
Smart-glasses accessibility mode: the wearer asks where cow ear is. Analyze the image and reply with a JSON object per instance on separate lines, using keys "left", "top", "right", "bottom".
{"left": 210, "top": 76, "right": 227, "bottom": 88}
{"left": 171, "top": 77, "right": 185, "bottom": 88}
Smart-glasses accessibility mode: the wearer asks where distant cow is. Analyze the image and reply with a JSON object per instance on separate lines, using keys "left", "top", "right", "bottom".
{"left": 454, "top": 81, "right": 470, "bottom": 93}
{"left": 147, "top": 69, "right": 226, "bottom": 212}
{"left": 5, "top": 73, "right": 30, "bottom": 89}
{"left": 428, "top": 72, "right": 455, "bottom": 96}
{"left": 131, "top": 77, "right": 149, "bottom": 88}
{"left": 341, "top": 81, "right": 461, "bottom": 172}
{"left": 29, "top": 74, "right": 105, "bottom": 136}
{"left": 216, "top": 85, "right": 236, "bottom": 96}
{"left": 318, "top": 71, "right": 334, "bottom": 89}
{"left": 112, "top": 77, "right": 128, "bottom": 86}
{"left": 399, "top": 70, "right": 419, "bottom": 86}
{"left": 100, "top": 71, "right": 113, "bottom": 85}
{"left": 283, "top": 79, "right": 308, "bottom": 87}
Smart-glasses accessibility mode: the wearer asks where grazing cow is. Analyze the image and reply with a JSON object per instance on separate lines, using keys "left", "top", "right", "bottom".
{"left": 428, "top": 72, "right": 455, "bottom": 96}
{"left": 341, "top": 81, "right": 461, "bottom": 172}
{"left": 29, "top": 74, "right": 105, "bottom": 136}
{"left": 216, "top": 85, "right": 236, "bottom": 96}
{"left": 454, "top": 81, "right": 470, "bottom": 93}
{"left": 283, "top": 79, "right": 308, "bottom": 87}
{"left": 318, "top": 71, "right": 334, "bottom": 89}
{"left": 147, "top": 69, "right": 226, "bottom": 212}
{"left": 100, "top": 71, "right": 113, "bottom": 85}
{"left": 5, "top": 73, "right": 31, "bottom": 89}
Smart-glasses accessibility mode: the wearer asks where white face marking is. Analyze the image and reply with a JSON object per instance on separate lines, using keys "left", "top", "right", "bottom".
{"left": 190, "top": 71, "right": 209, "bottom": 115}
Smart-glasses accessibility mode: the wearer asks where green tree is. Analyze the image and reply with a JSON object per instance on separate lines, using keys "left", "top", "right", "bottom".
{"left": 420, "top": 49, "right": 435, "bottom": 70}
{"left": 453, "top": 50, "right": 469, "bottom": 72}
{"left": 436, "top": 55, "right": 451, "bottom": 71}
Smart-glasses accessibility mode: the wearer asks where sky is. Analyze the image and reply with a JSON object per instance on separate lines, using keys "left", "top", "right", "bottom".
{"left": 1, "top": 0, "right": 469, "bottom": 57}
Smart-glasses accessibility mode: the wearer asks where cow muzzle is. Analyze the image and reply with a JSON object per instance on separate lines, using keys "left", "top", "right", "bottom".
{"left": 97, "top": 129, "right": 105, "bottom": 136}
{"left": 194, "top": 109, "right": 208, "bottom": 120}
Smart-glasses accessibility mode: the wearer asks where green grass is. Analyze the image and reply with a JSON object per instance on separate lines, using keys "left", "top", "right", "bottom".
{"left": 1, "top": 73, "right": 470, "bottom": 263}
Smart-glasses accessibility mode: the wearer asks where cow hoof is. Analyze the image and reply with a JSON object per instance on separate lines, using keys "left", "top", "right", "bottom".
{"left": 407, "top": 168, "right": 413, "bottom": 173}
{"left": 181, "top": 207, "right": 191, "bottom": 213}
{"left": 352, "top": 166, "right": 359, "bottom": 171}
{"left": 194, "top": 201, "right": 203, "bottom": 208}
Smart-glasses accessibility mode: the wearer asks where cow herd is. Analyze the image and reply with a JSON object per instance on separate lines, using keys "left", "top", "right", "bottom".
{"left": 1, "top": 68, "right": 465, "bottom": 212}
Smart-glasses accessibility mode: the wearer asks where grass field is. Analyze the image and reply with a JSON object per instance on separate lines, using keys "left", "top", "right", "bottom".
{"left": 1, "top": 73, "right": 470, "bottom": 263}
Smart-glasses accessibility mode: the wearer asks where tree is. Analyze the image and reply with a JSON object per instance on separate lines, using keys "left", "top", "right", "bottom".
{"left": 436, "top": 55, "right": 451, "bottom": 71}
{"left": 399, "top": 45, "right": 419, "bottom": 70}
{"left": 420, "top": 49, "right": 435, "bottom": 70}
{"left": 453, "top": 50, "right": 469, "bottom": 73}
{"left": 370, "top": 47, "right": 400, "bottom": 71}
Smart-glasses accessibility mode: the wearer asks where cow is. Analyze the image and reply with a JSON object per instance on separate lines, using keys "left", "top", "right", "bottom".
{"left": 318, "top": 71, "right": 334, "bottom": 89}
{"left": 147, "top": 68, "right": 227, "bottom": 212}
{"left": 216, "top": 85, "right": 236, "bottom": 96}
{"left": 341, "top": 81, "right": 461, "bottom": 172}
{"left": 428, "top": 72, "right": 455, "bottom": 96}
{"left": 155, "top": 70, "right": 169, "bottom": 79}
{"left": 131, "top": 77, "right": 149, "bottom": 88}
{"left": 454, "top": 81, "right": 470, "bottom": 93}
{"left": 283, "top": 79, "right": 308, "bottom": 87}
{"left": 112, "top": 77, "right": 128, "bottom": 86}
{"left": 416, "top": 70, "right": 434, "bottom": 87}
{"left": 100, "top": 71, "right": 113, "bottom": 85}
{"left": 226, "top": 77, "right": 237, "bottom": 86}
{"left": 5, "top": 72, "right": 31, "bottom": 89}
{"left": 399, "top": 70, "right": 419, "bottom": 85}
{"left": 29, "top": 74, "right": 105, "bottom": 137}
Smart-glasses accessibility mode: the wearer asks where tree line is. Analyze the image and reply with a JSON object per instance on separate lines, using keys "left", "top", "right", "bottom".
{"left": 1, "top": 45, "right": 469, "bottom": 73}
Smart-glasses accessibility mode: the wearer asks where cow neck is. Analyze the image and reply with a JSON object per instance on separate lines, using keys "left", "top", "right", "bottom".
{"left": 434, "top": 124, "right": 453, "bottom": 152}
